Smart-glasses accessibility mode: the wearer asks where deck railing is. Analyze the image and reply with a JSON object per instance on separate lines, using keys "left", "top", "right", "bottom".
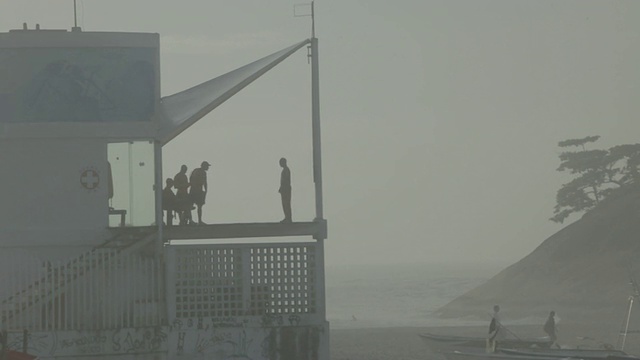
{"left": 0, "top": 248, "right": 165, "bottom": 331}
{"left": 1, "top": 240, "right": 325, "bottom": 333}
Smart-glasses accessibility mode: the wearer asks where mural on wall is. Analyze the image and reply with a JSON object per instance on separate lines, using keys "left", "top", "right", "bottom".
{"left": 6, "top": 327, "right": 168, "bottom": 357}
{"left": 168, "top": 315, "right": 324, "bottom": 360}
{"left": 7, "top": 321, "right": 326, "bottom": 359}
{"left": 0, "top": 47, "right": 156, "bottom": 123}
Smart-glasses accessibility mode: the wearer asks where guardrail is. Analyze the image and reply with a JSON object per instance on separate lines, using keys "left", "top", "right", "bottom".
{"left": 0, "top": 249, "right": 165, "bottom": 331}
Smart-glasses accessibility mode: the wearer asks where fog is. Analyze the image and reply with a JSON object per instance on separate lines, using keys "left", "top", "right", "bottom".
{"left": 3, "top": 0, "right": 639, "bottom": 268}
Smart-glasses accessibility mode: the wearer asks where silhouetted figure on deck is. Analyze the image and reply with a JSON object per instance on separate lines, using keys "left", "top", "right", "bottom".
{"left": 544, "top": 310, "right": 559, "bottom": 348}
{"left": 278, "top": 157, "right": 292, "bottom": 223}
{"left": 162, "top": 178, "right": 177, "bottom": 226}
{"left": 190, "top": 161, "right": 210, "bottom": 225}
{"left": 173, "top": 165, "right": 192, "bottom": 225}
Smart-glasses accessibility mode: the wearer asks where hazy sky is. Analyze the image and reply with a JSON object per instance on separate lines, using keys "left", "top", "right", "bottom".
{"left": 2, "top": 1, "right": 639, "bottom": 267}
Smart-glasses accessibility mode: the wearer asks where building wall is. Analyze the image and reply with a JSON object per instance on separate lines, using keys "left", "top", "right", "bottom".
{"left": 0, "top": 138, "right": 110, "bottom": 246}
{"left": 5, "top": 324, "right": 330, "bottom": 360}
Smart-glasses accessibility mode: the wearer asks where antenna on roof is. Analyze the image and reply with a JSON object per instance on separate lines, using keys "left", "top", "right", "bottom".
{"left": 294, "top": 1, "right": 316, "bottom": 38}
{"left": 72, "top": 0, "right": 82, "bottom": 32}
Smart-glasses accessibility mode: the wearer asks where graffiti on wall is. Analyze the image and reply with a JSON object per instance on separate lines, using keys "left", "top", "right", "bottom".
{"left": 10, "top": 323, "right": 326, "bottom": 358}
{"left": 61, "top": 334, "right": 107, "bottom": 354}
{"left": 171, "top": 324, "right": 324, "bottom": 360}
{"left": 112, "top": 327, "right": 167, "bottom": 353}
{"left": 7, "top": 331, "right": 56, "bottom": 356}
{"left": 171, "top": 316, "right": 249, "bottom": 332}
{"left": 6, "top": 327, "right": 168, "bottom": 357}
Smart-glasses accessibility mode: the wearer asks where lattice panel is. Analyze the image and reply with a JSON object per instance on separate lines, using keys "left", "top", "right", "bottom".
{"left": 170, "top": 244, "right": 319, "bottom": 319}
{"left": 248, "top": 245, "right": 316, "bottom": 315}
{"left": 174, "top": 248, "right": 244, "bottom": 318}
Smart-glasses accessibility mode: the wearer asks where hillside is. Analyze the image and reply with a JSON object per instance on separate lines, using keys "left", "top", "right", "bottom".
{"left": 436, "top": 185, "right": 640, "bottom": 330}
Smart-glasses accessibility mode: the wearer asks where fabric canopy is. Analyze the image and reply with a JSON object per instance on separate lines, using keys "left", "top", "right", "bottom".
{"left": 158, "top": 39, "right": 310, "bottom": 144}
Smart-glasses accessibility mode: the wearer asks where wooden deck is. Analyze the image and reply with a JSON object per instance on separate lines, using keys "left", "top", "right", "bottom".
{"left": 164, "top": 220, "right": 327, "bottom": 241}
{"left": 108, "top": 220, "right": 327, "bottom": 242}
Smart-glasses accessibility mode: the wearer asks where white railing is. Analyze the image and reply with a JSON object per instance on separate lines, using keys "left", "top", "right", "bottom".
{"left": 166, "top": 241, "right": 325, "bottom": 322}
{"left": 0, "top": 249, "right": 165, "bottom": 331}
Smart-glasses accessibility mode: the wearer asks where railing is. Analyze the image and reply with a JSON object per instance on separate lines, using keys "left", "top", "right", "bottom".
{"left": 2, "top": 239, "right": 325, "bottom": 333}
{"left": 0, "top": 248, "right": 165, "bottom": 331}
{"left": 166, "top": 241, "right": 324, "bottom": 322}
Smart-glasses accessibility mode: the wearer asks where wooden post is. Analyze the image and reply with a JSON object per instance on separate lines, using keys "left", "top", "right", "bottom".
{"left": 22, "top": 329, "right": 28, "bottom": 354}
{"left": 1, "top": 330, "right": 7, "bottom": 360}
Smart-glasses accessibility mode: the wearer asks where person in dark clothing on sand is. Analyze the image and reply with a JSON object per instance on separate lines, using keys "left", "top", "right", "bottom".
{"left": 487, "top": 305, "right": 504, "bottom": 352}
{"left": 544, "top": 310, "right": 559, "bottom": 348}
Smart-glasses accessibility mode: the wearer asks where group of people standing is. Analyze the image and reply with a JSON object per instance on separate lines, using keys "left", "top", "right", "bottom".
{"left": 162, "top": 157, "right": 293, "bottom": 226}
{"left": 163, "top": 161, "right": 210, "bottom": 226}
{"left": 487, "top": 305, "right": 558, "bottom": 352}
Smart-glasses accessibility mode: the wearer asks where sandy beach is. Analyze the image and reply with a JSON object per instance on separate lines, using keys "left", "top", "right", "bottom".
{"left": 330, "top": 323, "right": 639, "bottom": 360}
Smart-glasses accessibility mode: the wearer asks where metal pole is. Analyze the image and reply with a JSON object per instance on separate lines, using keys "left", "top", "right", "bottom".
{"left": 621, "top": 296, "right": 634, "bottom": 351}
{"left": 73, "top": 0, "right": 78, "bottom": 28}
{"left": 311, "top": 1, "right": 316, "bottom": 39}
{"left": 311, "top": 36, "right": 324, "bottom": 222}
{"left": 154, "top": 141, "right": 167, "bottom": 326}
{"left": 1, "top": 330, "right": 7, "bottom": 360}
{"left": 22, "top": 330, "right": 28, "bottom": 354}
{"left": 155, "top": 141, "right": 163, "bottom": 247}
{"left": 309, "top": 31, "right": 329, "bottom": 360}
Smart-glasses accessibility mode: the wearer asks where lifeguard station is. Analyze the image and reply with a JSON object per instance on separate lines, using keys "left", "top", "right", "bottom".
{"left": 0, "top": 9, "right": 328, "bottom": 360}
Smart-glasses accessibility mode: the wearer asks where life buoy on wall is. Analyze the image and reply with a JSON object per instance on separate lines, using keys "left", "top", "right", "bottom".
{"left": 80, "top": 167, "right": 100, "bottom": 191}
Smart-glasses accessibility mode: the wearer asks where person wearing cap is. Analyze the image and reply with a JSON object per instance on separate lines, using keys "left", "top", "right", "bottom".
{"left": 278, "top": 157, "right": 292, "bottom": 223}
{"left": 190, "top": 161, "right": 210, "bottom": 225}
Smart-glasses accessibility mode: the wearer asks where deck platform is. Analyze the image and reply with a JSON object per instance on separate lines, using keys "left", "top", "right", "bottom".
{"left": 109, "top": 220, "right": 327, "bottom": 242}
{"left": 164, "top": 220, "right": 327, "bottom": 241}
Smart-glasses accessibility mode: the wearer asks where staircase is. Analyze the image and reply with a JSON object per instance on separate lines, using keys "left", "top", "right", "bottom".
{"left": 1, "top": 228, "right": 160, "bottom": 330}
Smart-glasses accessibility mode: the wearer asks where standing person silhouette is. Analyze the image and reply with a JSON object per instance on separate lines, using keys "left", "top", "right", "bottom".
{"left": 189, "top": 161, "right": 210, "bottom": 225}
{"left": 173, "top": 165, "right": 191, "bottom": 225}
{"left": 544, "top": 311, "right": 559, "bottom": 348}
{"left": 488, "top": 305, "right": 504, "bottom": 352}
{"left": 162, "top": 178, "right": 177, "bottom": 226}
{"left": 278, "top": 157, "right": 292, "bottom": 223}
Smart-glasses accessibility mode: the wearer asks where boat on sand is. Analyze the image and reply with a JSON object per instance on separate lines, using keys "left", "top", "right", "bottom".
{"left": 499, "top": 348, "right": 627, "bottom": 359}
{"left": 441, "top": 348, "right": 565, "bottom": 360}
{"left": 418, "top": 332, "right": 553, "bottom": 352}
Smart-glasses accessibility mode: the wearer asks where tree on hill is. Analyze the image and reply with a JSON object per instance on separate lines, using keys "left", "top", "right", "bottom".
{"left": 551, "top": 136, "right": 640, "bottom": 223}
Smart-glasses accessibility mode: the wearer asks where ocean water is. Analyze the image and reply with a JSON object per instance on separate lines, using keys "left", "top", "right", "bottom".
{"left": 326, "top": 262, "right": 504, "bottom": 329}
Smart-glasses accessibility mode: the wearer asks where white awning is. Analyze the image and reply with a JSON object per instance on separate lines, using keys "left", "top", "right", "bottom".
{"left": 158, "top": 39, "right": 311, "bottom": 144}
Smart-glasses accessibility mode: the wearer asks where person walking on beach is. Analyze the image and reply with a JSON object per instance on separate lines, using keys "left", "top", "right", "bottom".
{"left": 544, "top": 311, "right": 559, "bottom": 348}
{"left": 189, "top": 161, "right": 210, "bottom": 225}
{"left": 278, "top": 157, "right": 292, "bottom": 223}
{"left": 487, "top": 305, "right": 504, "bottom": 352}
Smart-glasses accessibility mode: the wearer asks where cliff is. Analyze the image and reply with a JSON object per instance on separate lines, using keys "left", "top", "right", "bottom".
{"left": 436, "top": 185, "right": 640, "bottom": 330}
